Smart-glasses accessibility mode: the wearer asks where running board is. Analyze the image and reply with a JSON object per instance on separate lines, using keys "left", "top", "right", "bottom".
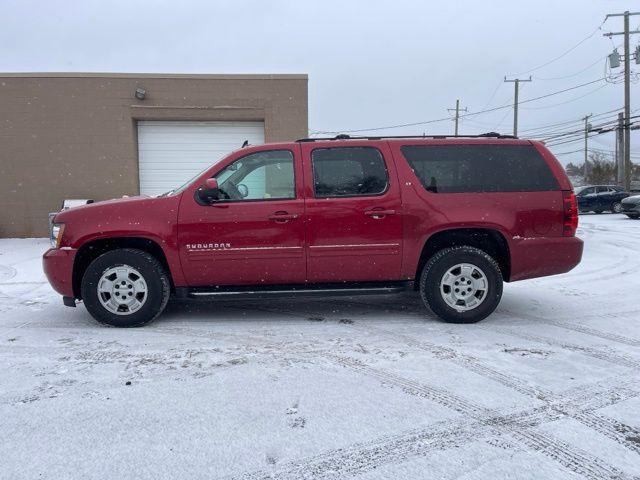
{"left": 175, "top": 281, "right": 413, "bottom": 300}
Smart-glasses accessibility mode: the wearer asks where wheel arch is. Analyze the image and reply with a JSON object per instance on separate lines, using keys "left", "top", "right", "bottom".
{"left": 72, "top": 236, "right": 174, "bottom": 299}
{"left": 415, "top": 227, "right": 511, "bottom": 285}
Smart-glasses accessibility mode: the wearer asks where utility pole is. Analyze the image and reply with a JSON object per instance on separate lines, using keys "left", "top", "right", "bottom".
{"left": 583, "top": 114, "right": 592, "bottom": 180}
{"left": 447, "top": 99, "right": 468, "bottom": 136}
{"left": 617, "top": 112, "right": 625, "bottom": 185}
{"left": 504, "top": 76, "right": 532, "bottom": 136}
{"left": 603, "top": 10, "right": 640, "bottom": 191}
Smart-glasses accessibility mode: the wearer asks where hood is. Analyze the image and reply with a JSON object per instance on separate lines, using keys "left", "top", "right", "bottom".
{"left": 51, "top": 193, "right": 181, "bottom": 249}
{"left": 53, "top": 195, "right": 157, "bottom": 223}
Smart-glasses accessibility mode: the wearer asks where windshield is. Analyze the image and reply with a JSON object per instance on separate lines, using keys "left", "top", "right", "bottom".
{"left": 157, "top": 166, "right": 212, "bottom": 197}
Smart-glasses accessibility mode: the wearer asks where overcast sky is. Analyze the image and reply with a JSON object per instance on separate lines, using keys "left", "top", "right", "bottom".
{"left": 1, "top": 0, "right": 638, "bottom": 165}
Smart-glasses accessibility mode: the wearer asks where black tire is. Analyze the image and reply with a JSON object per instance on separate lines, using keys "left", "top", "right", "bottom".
{"left": 81, "top": 248, "right": 170, "bottom": 327}
{"left": 419, "top": 246, "right": 503, "bottom": 324}
{"left": 594, "top": 210, "right": 604, "bottom": 214}
{"left": 626, "top": 214, "right": 640, "bottom": 220}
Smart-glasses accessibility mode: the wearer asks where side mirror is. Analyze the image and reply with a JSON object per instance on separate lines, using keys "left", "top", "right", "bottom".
{"left": 196, "top": 178, "right": 220, "bottom": 204}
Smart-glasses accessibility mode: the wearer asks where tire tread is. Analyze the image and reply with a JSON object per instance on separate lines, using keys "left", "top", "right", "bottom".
{"left": 420, "top": 246, "right": 503, "bottom": 324}
{"left": 81, "top": 248, "right": 170, "bottom": 327}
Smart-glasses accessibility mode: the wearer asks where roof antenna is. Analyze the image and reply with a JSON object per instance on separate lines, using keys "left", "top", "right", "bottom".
{"left": 241, "top": 140, "right": 249, "bottom": 148}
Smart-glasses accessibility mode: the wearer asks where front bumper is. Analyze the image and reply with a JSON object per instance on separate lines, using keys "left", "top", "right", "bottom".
{"left": 621, "top": 202, "right": 640, "bottom": 215}
{"left": 42, "top": 247, "right": 77, "bottom": 298}
{"left": 509, "top": 236, "right": 584, "bottom": 281}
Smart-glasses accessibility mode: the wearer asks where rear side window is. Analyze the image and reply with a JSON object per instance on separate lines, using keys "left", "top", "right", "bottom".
{"left": 312, "top": 147, "right": 388, "bottom": 197}
{"left": 400, "top": 144, "right": 559, "bottom": 193}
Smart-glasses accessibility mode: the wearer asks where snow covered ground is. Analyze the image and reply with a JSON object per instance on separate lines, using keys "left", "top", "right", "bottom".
{"left": 1, "top": 214, "right": 639, "bottom": 480}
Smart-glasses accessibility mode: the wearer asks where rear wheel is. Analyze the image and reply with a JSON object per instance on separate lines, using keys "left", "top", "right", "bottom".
{"left": 612, "top": 202, "right": 623, "bottom": 213}
{"left": 419, "top": 246, "right": 503, "bottom": 324}
{"left": 81, "top": 248, "right": 170, "bottom": 327}
{"left": 594, "top": 209, "right": 604, "bottom": 214}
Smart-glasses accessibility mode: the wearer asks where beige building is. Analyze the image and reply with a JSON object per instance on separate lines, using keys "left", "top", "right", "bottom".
{"left": 0, "top": 73, "right": 308, "bottom": 237}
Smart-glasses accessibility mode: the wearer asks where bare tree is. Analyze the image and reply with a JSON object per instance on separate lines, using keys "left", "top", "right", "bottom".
{"left": 584, "top": 151, "right": 616, "bottom": 185}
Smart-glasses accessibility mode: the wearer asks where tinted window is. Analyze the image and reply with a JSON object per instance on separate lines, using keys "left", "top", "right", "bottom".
{"left": 214, "top": 150, "right": 294, "bottom": 201}
{"left": 578, "top": 187, "right": 596, "bottom": 196}
{"left": 400, "top": 145, "right": 559, "bottom": 193}
{"left": 312, "top": 147, "right": 388, "bottom": 197}
{"left": 596, "top": 186, "right": 610, "bottom": 193}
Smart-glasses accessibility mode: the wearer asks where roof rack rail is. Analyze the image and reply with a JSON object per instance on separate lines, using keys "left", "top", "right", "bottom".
{"left": 296, "top": 132, "right": 518, "bottom": 142}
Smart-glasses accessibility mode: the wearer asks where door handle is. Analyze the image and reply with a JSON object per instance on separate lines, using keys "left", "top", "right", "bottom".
{"left": 364, "top": 209, "right": 396, "bottom": 218}
{"left": 268, "top": 211, "right": 299, "bottom": 222}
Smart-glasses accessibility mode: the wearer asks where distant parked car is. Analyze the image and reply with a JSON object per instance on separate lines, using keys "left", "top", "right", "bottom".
{"left": 575, "top": 185, "right": 629, "bottom": 214}
{"left": 621, "top": 195, "right": 640, "bottom": 219}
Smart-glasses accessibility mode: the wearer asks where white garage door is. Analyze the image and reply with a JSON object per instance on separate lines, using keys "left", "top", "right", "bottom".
{"left": 137, "top": 121, "right": 265, "bottom": 196}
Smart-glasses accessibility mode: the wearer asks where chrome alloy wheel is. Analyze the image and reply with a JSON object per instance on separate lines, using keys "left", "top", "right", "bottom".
{"left": 97, "top": 265, "right": 148, "bottom": 315}
{"left": 439, "top": 263, "right": 488, "bottom": 312}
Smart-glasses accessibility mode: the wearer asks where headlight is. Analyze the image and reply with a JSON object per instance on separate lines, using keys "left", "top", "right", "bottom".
{"left": 50, "top": 223, "right": 65, "bottom": 248}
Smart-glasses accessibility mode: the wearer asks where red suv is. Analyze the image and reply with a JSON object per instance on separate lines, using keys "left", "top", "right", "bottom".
{"left": 43, "top": 135, "right": 582, "bottom": 327}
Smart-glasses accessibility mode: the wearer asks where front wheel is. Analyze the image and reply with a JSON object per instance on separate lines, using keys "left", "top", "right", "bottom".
{"left": 612, "top": 202, "right": 623, "bottom": 213}
{"left": 81, "top": 248, "right": 170, "bottom": 327}
{"left": 419, "top": 246, "right": 503, "bottom": 324}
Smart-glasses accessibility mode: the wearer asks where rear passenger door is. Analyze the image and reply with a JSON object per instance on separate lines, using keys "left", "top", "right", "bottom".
{"left": 300, "top": 142, "right": 403, "bottom": 283}
{"left": 595, "top": 186, "right": 612, "bottom": 211}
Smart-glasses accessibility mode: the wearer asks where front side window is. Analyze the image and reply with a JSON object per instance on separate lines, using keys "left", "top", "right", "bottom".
{"left": 578, "top": 187, "right": 596, "bottom": 196}
{"left": 214, "top": 150, "right": 295, "bottom": 201}
{"left": 311, "top": 147, "right": 388, "bottom": 198}
{"left": 400, "top": 144, "right": 559, "bottom": 193}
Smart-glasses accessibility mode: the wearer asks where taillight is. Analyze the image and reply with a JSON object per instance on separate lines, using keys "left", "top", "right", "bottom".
{"left": 562, "top": 190, "right": 578, "bottom": 237}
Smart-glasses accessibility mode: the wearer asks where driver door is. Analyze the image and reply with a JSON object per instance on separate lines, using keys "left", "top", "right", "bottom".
{"left": 177, "top": 147, "right": 306, "bottom": 286}
{"left": 577, "top": 186, "right": 596, "bottom": 211}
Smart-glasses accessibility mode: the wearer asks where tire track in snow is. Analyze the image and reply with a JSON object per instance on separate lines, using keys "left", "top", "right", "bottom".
{"left": 509, "top": 429, "right": 636, "bottom": 480}
{"left": 232, "top": 419, "right": 491, "bottom": 480}
{"left": 323, "top": 353, "right": 489, "bottom": 418}
{"left": 569, "top": 412, "right": 640, "bottom": 455}
{"left": 236, "top": 300, "right": 640, "bottom": 463}
{"left": 499, "top": 310, "right": 640, "bottom": 348}
{"left": 231, "top": 373, "right": 638, "bottom": 480}
{"left": 359, "top": 325, "right": 553, "bottom": 400}
{"left": 482, "top": 326, "right": 640, "bottom": 370}
{"left": 350, "top": 324, "right": 640, "bottom": 456}
{"left": 318, "top": 354, "right": 638, "bottom": 480}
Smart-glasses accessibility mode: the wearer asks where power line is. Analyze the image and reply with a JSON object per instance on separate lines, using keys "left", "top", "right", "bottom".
{"left": 520, "top": 83, "right": 608, "bottom": 110}
{"left": 508, "top": 19, "right": 607, "bottom": 76}
{"left": 554, "top": 149, "right": 584, "bottom": 156}
{"left": 533, "top": 56, "right": 605, "bottom": 81}
{"left": 519, "top": 108, "right": 623, "bottom": 134}
{"left": 478, "top": 80, "right": 504, "bottom": 111}
{"left": 313, "top": 77, "right": 608, "bottom": 134}
{"left": 520, "top": 107, "right": 638, "bottom": 136}
{"left": 544, "top": 121, "right": 640, "bottom": 148}
{"left": 520, "top": 113, "right": 621, "bottom": 137}
{"left": 536, "top": 115, "right": 634, "bottom": 140}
